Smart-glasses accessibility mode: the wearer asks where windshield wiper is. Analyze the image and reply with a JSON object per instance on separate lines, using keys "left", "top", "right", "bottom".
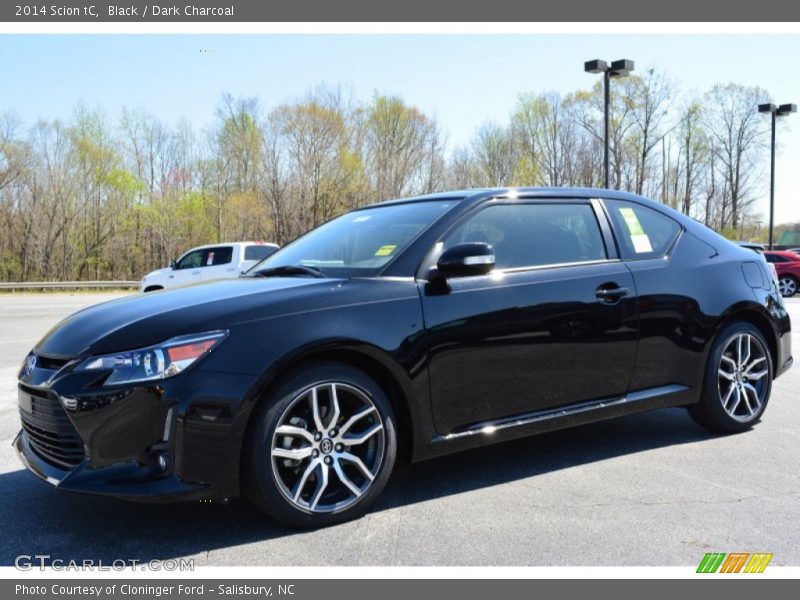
{"left": 249, "top": 265, "right": 327, "bottom": 278}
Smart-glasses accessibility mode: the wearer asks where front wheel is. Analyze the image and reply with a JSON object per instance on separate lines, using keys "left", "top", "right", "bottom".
{"left": 242, "top": 362, "right": 397, "bottom": 528}
{"left": 778, "top": 275, "right": 798, "bottom": 298}
{"left": 688, "top": 321, "right": 773, "bottom": 433}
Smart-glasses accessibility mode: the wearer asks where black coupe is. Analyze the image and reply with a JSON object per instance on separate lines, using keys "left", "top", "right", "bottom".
{"left": 16, "top": 188, "right": 792, "bottom": 527}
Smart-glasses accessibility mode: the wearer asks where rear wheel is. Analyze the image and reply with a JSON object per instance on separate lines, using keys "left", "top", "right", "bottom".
{"left": 242, "top": 362, "right": 397, "bottom": 528}
{"left": 778, "top": 275, "right": 798, "bottom": 298}
{"left": 688, "top": 322, "right": 772, "bottom": 433}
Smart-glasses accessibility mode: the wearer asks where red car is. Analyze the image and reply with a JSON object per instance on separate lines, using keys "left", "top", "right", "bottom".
{"left": 764, "top": 250, "right": 800, "bottom": 297}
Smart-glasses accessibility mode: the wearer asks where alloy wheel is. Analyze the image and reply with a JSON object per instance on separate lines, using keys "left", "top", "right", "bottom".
{"left": 270, "top": 382, "right": 386, "bottom": 513}
{"left": 778, "top": 276, "right": 797, "bottom": 297}
{"left": 717, "top": 333, "right": 770, "bottom": 422}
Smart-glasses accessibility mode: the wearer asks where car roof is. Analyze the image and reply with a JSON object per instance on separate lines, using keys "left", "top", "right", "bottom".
{"left": 363, "top": 187, "right": 697, "bottom": 225}
{"left": 766, "top": 250, "right": 800, "bottom": 257}
{"left": 185, "top": 241, "right": 279, "bottom": 251}
{"left": 366, "top": 187, "right": 683, "bottom": 208}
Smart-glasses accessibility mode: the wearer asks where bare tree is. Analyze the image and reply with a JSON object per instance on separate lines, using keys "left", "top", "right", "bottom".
{"left": 703, "top": 83, "right": 770, "bottom": 231}
{"left": 676, "top": 99, "right": 709, "bottom": 216}
{"left": 627, "top": 69, "right": 673, "bottom": 196}
{"left": 363, "top": 94, "right": 444, "bottom": 200}
{"left": 468, "top": 122, "right": 517, "bottom": 186}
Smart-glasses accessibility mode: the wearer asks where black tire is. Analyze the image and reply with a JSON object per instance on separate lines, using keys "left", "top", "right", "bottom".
{"left": 688, "top": 321, "right": 773, "bottom": 433}
{"left": 242, "top": 361, "right": 397, "bottom": 528}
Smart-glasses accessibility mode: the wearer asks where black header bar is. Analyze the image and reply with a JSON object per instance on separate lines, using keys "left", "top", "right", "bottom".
{"left": 2, "top": 0, "right": 799, "bottom": 23}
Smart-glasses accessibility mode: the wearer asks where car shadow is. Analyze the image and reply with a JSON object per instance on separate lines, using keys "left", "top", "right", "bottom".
{"left": 0, "top": 407, "right": 720, "bottom": 565}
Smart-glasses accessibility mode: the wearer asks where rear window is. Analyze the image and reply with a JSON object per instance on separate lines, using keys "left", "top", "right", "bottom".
{"left": 245, "top": 245, "right": 278, "bottom": 261}
{"left": 605, "top": 200, "right": 681, "bottom": 260}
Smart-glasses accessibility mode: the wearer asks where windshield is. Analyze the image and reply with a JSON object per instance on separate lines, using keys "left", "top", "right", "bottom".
{"left": 248, "top": 200, "right": 458, "bottom": 277}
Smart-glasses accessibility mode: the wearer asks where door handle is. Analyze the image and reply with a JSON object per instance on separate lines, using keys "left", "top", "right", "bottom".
{"left": 595, "top": 286, "right": 629, "bottom": 302}
{"left": 192, "top": 270, "right": 201, "bottom": 275}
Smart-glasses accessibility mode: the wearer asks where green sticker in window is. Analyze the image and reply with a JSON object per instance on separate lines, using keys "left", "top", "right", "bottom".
{"left": 619, "top": 207, "right": 653, "bottom": 253}
{"left": 619, "top": 208, "right": 644, "bottom": 235}
{"left": 374, "top": 244, "right": 397, "bottom": 257}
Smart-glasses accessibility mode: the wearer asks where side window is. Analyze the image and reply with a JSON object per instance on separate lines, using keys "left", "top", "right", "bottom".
{"left": 443, "top": 203, "right": 607, "bottom": 270}
{"left": 175, "top": 249, "right": 204, "bottom": 269}
{"left": 205, "top": 246, "right": 233, "bottom": 266}
{"left": 605, "top": 200, "right": 681, "bottom": 260}
{"left": 244, "top": 245, "right": 278, "bottom": 261}
{"left": 766, "top": 254, "right": 787, "bottom": 264}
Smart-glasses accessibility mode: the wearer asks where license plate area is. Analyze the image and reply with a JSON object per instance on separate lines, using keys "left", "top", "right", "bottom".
{"left": 18, "top": 388, "right": 33, "bottom": 413}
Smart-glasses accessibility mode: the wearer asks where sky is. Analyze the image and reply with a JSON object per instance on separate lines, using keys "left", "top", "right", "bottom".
{"left": 2, "top": 34, "right": 799, "bottom": 224}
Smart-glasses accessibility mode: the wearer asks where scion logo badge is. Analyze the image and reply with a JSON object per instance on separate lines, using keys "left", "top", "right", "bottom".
{"left": 22, "top": 354, "right": 36, "bottom": 377}
{"left": 697, "top": 552, "right": 773, "bottom": 573}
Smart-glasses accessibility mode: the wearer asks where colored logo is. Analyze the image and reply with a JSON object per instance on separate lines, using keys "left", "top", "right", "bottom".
{"left": 697, "top": 552, "right": 773, "bottom": 573}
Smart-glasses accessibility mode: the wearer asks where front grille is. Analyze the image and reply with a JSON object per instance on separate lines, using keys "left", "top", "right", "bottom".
{"left": 18, "top": 384, "right": 85, "bottom": 468}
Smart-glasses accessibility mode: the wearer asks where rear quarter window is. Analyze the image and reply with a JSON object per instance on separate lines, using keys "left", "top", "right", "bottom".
{"left": 605, "top": 200, "right": 681, "bottom": 260}
{"left": 245, "top": 245, "right": 278, "bottom": 261}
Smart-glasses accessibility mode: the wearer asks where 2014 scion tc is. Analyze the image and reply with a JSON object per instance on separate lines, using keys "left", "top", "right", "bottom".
{"left": 15, "top": 188, "right": 792, "bottom": 527}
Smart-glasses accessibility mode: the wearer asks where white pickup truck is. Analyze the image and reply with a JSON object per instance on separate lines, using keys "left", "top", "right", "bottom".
{"left": 139, "top": 241, "right": 279, "bottom": 293}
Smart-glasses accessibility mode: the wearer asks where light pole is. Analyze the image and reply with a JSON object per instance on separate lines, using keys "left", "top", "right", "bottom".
{"left": 584, "top": 59, "right": 634, "bottom": 189}
{"left": 758, "top": 103, "right": 796, "bottom": 249}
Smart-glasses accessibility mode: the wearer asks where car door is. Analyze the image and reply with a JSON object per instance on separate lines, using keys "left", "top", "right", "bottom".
{"left": 171, "top": 248, "right": 205, "bottom": 287}
{"left": 601, "top": 199, "right": 693, "bottom": 393}
{"left": 420, "top": 198, "right": 639, "bottom": 434}
{"left": 201, "top": 245, "right": 236, "bottom": 282}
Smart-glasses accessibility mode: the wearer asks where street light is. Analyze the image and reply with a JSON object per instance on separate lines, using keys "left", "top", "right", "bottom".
{"left": 584, "top": 59, "right": 634, "bottom": 189}
{"left": 758, "top": 102, "right": 796, "bottom": 250}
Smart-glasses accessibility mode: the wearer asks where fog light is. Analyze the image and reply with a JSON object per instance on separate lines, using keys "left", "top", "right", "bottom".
{"left": 149, "top": 451, "right": 170, "bottom": 476}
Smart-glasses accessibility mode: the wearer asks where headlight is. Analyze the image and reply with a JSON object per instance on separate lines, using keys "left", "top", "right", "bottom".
{"left": 76, "top": 331, "right": 227, "bottom": 385}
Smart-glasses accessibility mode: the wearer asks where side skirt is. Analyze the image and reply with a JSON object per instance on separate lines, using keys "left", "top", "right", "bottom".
{"left": 414, "top": 384, "right": 694, "bottom": 461}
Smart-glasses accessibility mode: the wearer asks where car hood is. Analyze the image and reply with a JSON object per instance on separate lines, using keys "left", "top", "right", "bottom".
{"left": 143, "top": 267, "right": 171, "bottom": 279}
{"left": 35, "top": 277, "right": 345, "bottom": 358}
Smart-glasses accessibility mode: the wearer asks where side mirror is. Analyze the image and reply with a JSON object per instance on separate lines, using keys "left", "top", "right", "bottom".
{"left": 170, "top": 260, "right": 177, "bottom": 270}
{"left": 436, "top": 242, "right": 495, "bottom": 278}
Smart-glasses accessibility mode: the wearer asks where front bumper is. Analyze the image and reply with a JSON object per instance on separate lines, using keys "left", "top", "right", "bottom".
{"left": 14, "top": 430, "right": 208, "bottom": 502}
{"left": 15, "top": 365, "right": 259, "bottom": 503}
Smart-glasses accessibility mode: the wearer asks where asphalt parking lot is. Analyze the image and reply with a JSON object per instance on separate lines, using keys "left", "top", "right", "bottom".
{"left": 0, "top": 293, "right": 798, "bottom": 566}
